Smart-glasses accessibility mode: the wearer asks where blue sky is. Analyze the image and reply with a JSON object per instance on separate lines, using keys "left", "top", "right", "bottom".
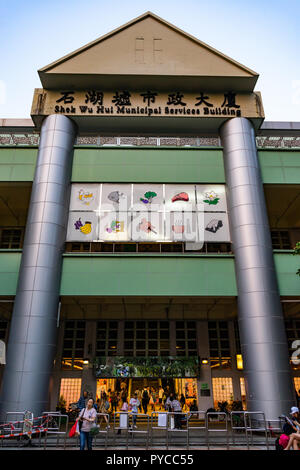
{"left": 1, "top": 0, "right": 300, "bottom": 121}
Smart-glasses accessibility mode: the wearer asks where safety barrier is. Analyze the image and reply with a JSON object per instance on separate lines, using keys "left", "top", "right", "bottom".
{"left": 150, "top": 412, "right": 168, "bottom": 446}
{"left": 230, "top": 411, "right": 247, "bottom": 446}
{"left": 0, "top": 409, "right": 284, "bottom": 449}
{"left": 244, "top": 411, "right": 269, "bottom": 450}
{"left": 166, "top": 412, "right": 189, "bottom": 450}
{"left": 112, "top": 412, "right": 150, "bottom": 449}
{"left": 43, "top": 413, "right": 69, "bottom": 450}
{"left": 127, "top": 413, "right": 150, "bottom": 449}
{"left": 188, "top": 411, "right": 207, "bottom": 447}
{"left": 94, "top": 413, "right": 110, "bottom": 449}
{"left": 206, "top": 412, "right": 229, "bottom": 449}
{"left": 0, "top": 412, "right": 48, "bottom": 447}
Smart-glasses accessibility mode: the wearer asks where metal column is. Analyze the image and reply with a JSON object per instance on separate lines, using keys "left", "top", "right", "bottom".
{"left": 220, "top": 117, "right": 294, "bottom": 419}
{"left": 0, "top": 114, "right": 77, "bottom": 418}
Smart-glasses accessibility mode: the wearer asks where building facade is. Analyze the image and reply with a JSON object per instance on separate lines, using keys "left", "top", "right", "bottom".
{"left": 0, "top": 12, "right": 300, "bottom": 420}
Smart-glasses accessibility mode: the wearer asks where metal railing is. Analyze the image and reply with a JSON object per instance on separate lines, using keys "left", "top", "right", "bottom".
{"left": 94, "top": 413, "right": 110, "bottom": 449}
{"left": 0, "top": 409, "right": 283, "bottom": 449}
{"left": 245, "top": 411, "right": 269, "bottom": 450}
{"left": 166, "top": 412, "right": 189, "bottom": 450}
{"left": 206, "top": 412, "right": 229, "bottom": 450}
{"left": 43, "top": 412, "right": 69, "bottom": 450}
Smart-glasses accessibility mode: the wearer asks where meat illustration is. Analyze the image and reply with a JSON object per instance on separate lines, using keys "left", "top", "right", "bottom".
{"left": 205, "top": 219, "right": 223, "bottom": 233}
{"left": 171, "top": 192, "right": 189, "bottom": 203}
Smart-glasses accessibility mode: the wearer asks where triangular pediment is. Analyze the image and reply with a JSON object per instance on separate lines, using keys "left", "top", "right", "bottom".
{"left": 39, "top": 12, "right": 258, "bottom": 92}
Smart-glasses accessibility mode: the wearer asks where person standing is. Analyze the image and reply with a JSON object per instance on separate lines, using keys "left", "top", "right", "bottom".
{"left": 110, "top": 391, "right": 118, "bottom": 413}
{"left": 77, "top": 390, "right": 88, "bottom": 411}
{"left": 150, "top": 388, "right": 157, "bottom": 412}
{"left": 135, "top": 388, "right": 142, "bottom": 412}
{"left": 171, "top": 394, "right": 183, "bottom": 429}
{"left": 158, "top": 386, "right": 164, "bottom": 411}
{"left": 142, "top": 388, "right": 149, "bottom": 414}
{"left": 117, "top": 396, "right": 129, "bottom": 435}
{"left": 129, "top": 392, "right": 140, "bottom": 428}
{"left": 77, "top": 398, "right": 97, "bottom": 451}
{"left": 180, "top": 393, "right": 186, "bottom": 411}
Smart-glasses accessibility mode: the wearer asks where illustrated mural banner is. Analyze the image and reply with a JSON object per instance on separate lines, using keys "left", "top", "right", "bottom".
{"left": 67, "top": 183, "right": 231, "bottom": 242}
{"left": 93, "top": 356, "right": 200, "bottom": 378}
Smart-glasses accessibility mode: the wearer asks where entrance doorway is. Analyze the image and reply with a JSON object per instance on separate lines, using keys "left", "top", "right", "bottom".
{"left": 96, "top": 377, "right": 198, "bottom": 413}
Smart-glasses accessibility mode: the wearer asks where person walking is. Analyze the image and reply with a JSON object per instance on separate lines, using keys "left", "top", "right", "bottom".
{"left": 129, "top": 392, "right": 140, "bottom": 428}
{"left": 98, "top": 392, "right": 110, "bottom": 428}
{"left": 77, "top": 398, "right": 97, "bottom": 451}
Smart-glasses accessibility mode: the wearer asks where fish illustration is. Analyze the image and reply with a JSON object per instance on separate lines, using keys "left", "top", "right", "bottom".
{"left": 108, "top": 191, "right": 125, "bottom": 204}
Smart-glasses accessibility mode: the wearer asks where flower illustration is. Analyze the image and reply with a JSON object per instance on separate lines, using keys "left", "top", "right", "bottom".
{"left": 203, "top": 191, "right": 220, "bottom": 205}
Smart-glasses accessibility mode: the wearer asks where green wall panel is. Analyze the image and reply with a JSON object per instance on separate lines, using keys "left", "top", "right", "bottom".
{"left": 258, "top": 150, "right": 300, "bottom": 184}
{"left": 71, "top": 148, "right": 225, "bottom": 183}
{"left": 1, "top": 146, "right": 300, "bottom": 185}
{"left": 0, "top": 252, "right": 21, "bottom": 295}
{"left": 60, "top": 255, "right": 237, "bottom": 296}
{"left": 274, "top": 252, "right": 300, "bottom": 296}
{"left": 0, "top": 148, "right": 37, "bottom": 181}
{"left": 1, "top": 252, "right": 300, "bottom": 297}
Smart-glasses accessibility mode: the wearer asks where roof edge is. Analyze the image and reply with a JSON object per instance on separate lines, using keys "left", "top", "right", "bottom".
{"left": 38, "top": 11, "right": 258, "bottom": 78}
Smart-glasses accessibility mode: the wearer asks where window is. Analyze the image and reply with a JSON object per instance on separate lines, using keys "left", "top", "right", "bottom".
{"left": 212, "top": 377, "right": 233, "bottom": 408}
{"left": 96, "top": 321, "right": 119, "bottom": 357}
{"left": 59, "top": 378, "right": 82, "bottom": 409}
{"left": 175, "top": 321, "right": 197, "bottom": 356}
{"left": 294, "top": 377, "right": 300, "bottom": 397}
{"left": 0, "top": 321, "right": 8, "bottom": 341}
{"left": 271, "top": 230, "right": 291, "bottom": 249}
{"left": 285, "top": 320, "right": 300, "bottom": 370}
{"left": 0, "top": 228, "right": 24, "bottom": 249}
{"left": 240, "top": 378, "right": 247, "bottom": 410}
{"left": 208, "top": 321, "right": 231, "bottom": 369}
{"left": 234, "top": 320, "right": 241, "bottom": 354}
{"left": 61, "top": 321, "right": 86, "bottom": 370}
{"left": 123, "top": 321, "right": 169, "bottom": 356}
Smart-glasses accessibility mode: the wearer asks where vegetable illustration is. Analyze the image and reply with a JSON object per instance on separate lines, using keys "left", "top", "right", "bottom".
{"left": 140, "top": 191, "right": 157, "bottom": 204}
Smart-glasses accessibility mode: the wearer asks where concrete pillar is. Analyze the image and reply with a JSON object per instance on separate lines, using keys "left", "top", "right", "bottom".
{"left": 197, "top": 321, "right": 213, "bottom": 410}
{"left": 220, "top": 117, "right": 294, "bottom": 419}
{"left": 0, "top": 114, "right": 77, "bottom": 418}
